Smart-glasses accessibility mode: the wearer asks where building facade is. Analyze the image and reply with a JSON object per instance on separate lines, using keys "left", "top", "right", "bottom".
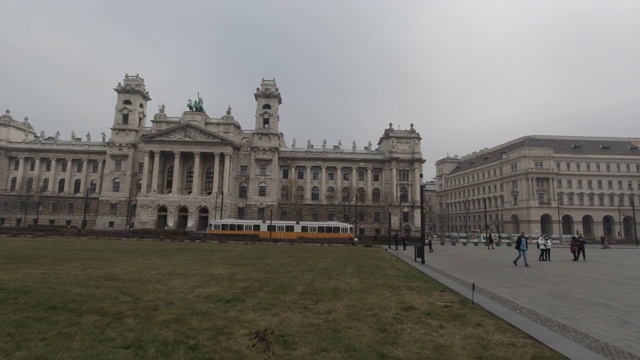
{"left": 0, "top": 74, "right": 426, "bottom": 236}
{"left": 435, "top": 135, "right": 640, "bottom": 242}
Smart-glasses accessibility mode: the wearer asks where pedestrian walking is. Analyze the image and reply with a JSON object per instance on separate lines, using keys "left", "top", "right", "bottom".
{"left": 570, "top": 235, "right": 579, "bottom": 261}
{"left": 513, "top": 231, "right": 530, "bottom": 267}
{"left": 576, "top": 231, "right": 586, "bottom": 261}
{"left": 402, "top": 235, "right": 407, "bottom": 250}
{"left": 428, "top": 236, "right": 434, "bottom": 252}
{"left": 603, "top": 235, "right": 611, "bottom": 249}
{"left": 487, "top": 233, "right": 495, "bottom": 249}
{"left": 600, "top": 235, "right": 606, "bottom": 249}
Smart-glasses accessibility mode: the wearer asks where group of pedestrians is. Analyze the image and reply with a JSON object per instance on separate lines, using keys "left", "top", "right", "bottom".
{"left": 536, "top": 235, "right": 552, "bottom": 261}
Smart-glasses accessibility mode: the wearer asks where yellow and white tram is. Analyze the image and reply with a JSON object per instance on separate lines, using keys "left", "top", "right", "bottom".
{"left": 208, "top": 219, "right": 354, "bottom": 240}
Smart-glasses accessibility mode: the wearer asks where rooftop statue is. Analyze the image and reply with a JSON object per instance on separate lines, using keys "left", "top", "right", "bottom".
{"left": 101, "top": 132, "right": 106, "bottom": 143}
{"left": 86, "top": 132, "right": 91, "bottom": 141}
{"left": 55, "top": 131, "right": 60, "bottom": 141}
{"left": 352, "top": 140, "right": 357, "bottom": 151}
{"left": 292, "top": 138, "right": 296, "bottom": 148}
{"left": 159, "top": 103, "right": 165, "bottom": 114}
{"left": 226, "top": 106, "right": 232, "bottom": 115}
{"left": 187, "top": 99, "right": 194, "bottom": 111}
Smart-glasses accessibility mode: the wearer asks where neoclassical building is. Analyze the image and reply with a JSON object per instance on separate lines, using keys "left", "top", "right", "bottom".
{"left": 435, "top": 135, "right": 640, "bottom": 241}
{"left": 0, "top": 74, "right": 426, "bottom": 236}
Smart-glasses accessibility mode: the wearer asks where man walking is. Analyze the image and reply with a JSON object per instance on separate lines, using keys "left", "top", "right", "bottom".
{"left": 513, "top": 231, "right": 530, "bottom": 267}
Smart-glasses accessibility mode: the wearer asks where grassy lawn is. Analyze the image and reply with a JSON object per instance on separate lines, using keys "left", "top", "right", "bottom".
{"left": 0, "top": 238, "right": 563, "bottom": 360}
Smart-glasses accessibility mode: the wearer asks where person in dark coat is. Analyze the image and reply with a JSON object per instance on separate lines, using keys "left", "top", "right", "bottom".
{"left": 487, "top": 233, "right": 494, "bottom": 249}
{"left": 402, "top": 235, "right": 407, "bottom": 250}
{"left": 576, "top": 231, "right": 587, "bottom": 261}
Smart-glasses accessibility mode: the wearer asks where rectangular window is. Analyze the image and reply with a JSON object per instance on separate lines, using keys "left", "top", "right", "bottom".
{"left": 115, "top": 160, "right": 122, "bottom": 172}
{"left": 76, "top": 162, "right": 83, "bottom": 173}
{"left": 626, "top": 164, "right": 631, "bottom": 173}
{"left": 511, "top": 180, "right": 518, "bottom": 189}
{"left": 122, "top": 113, "right": 129, "bottom": 125}
{"left": 51, "top": 202, "right": 58, "bottom": 213}
{"left": 259, "top": 164, "right": 267, "bottom": 176}
{"left": 618, "top": 180, "right": 623, "bottom": 189}
{"left": 577, "top": 180, "right": 582, "bottom": 189}
{"left": 576, "top": 163, "right": 581, "bottom": 172}
{"left": 586, "top": 163, "right": 591, "bottom": 171}
{"left": 358, "top": 170, "right": 365, "bottom": 181}
{"left": 557, "top": 179, "right": 562, "bottom": 188}
{"left": 538, "top": 194, "right": 545, "bottom": 204}
{"left": 398, "top": 170, "right": 409, "bottom": 181}
{"left": 511, "top": 164, "right": 518, "bottom": 172}
{"left": 587, "top": 180, "right": 593, "bottom": 189}
{"left": 67, "top": 203, "right": 75, "bottom": 214}
{"left": 108, "top": 221, "right": 115, "bottom": 228}
{"left": 342, "top": 170, "right": 349, "bottom": 181}
{"left": 312, "top": 169, "right": 320, "bottom": 180}
{"left": 567, "top": 179, "right": 573, "bottom": 188}
{"left": 110, "top": 203, "right": 117, "bottom": 215}
{"left": 138, "top": 162, "right": 144, "bottom": 174}
{"left": 567, "top": 194, "right": 574, "bottom": 206}
{"left": 578, "top": 194, "right": 584, "bottom": 206}
{"left": 512, "top": 194, "right": 518, "bottom": 206}
{"left": 61, "top": 162, "right": 67, "bottom": 172}
{"left": 281, "top": 168, "right": 289, "bottom": 179}
{"left": 402, "top": 211, "right": 409, "bottom": 222}
{"left": 373, "top": 171, "right": 380, "bottom": 182}
{"left": 237, "top": 207, "right": 245, "bottom": 219}
{"left": 606, "top": 163, "right": 611, "bottom": 172}
{"left": 45, "top": 160, "right": 52, "bottom": 172}
{"left": 30, "top": 160, "right": 36, "bottom": 171}
{"left": 535, "top": 178, "right": 544, "bottom": 187}
{"left": 534, "top": 161, "right": 543, "bottom": 170}
{"left": 596, "top": 163, "right": 601, "bottom": 172}
{"left": 609, "top": 195, "right": 615, "bottom": 206}
{"left": 241, "top": 165, "right": 249, "bottom": 176}
{"left": 588, "top": 194, "right": 594, "bottom": 206}
{"left": 92, "top": 162, "right": 99, "bottom": 173}
{"left": 556, "top": 162, "right": 561, "bottom": 171}
{"left": 599, "top": 195, "right": 604, "bottom": 206}
{"left": 374, "top": 211, "right": 381, "bottom": 222}
{"left": 616, "top": 163, "right": 621, "bottom": 172}
{"left": 597, "top": 180, "right": 602, "bottom": 189}
{"left": 607, "top": 180, "right": 613, "bottom": 189}
{"left": 297, "top": 169, "right": 305, "bottom": 180}
{"left": 328, "top": 171, "right": 335, "bottom": 181}
{"left": 566, "top": 163, "right": 571, "bottom": 171}
{"left": 258, "top": 207, "right": 265, "bottom": 220}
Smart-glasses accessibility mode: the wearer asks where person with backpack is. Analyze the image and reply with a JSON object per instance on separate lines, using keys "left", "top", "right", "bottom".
{"left": 513, "top": 231, "right": 530, "bottom": 267}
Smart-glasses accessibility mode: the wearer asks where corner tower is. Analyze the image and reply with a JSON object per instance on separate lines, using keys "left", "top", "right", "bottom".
{"left": 111, "top": 74, "right": 151, "bottom": 143}
{"left": 254, "top": 79, "right": 281, "bottom": 134}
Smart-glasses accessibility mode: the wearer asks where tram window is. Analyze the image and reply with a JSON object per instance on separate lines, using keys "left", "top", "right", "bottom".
{"left": 236, "top": 224, "right": 244, "bottom": 231}
{"left": 318, "top": 226, "right": 325, "bottom": 233}
{"left": 332, "top": 226, "right": 340, "bottom": 233}
{"left": 253, "top": 225, "right": 261, "bottom": 231}
{"left": 214, "top": 224, "right": 220, "bottom": 230}
{"left": 267, "top": 225, "right": 276, "bottom": 231}
{"left": 229, "top": 224, "right": 237, "bottom": 231}
{"left": 221, "top": 224, "right": 229, "bottom": 230}
{"left": 277, "top": 225, "right": 284, "bottom": 231}
{"left": 301, "top": 226, "right": 309, "bottom": 233}
{"left": 285, "top": 225, "right": 295, "bottom": 232}
{"left": 310, "top": 226, "right": 317, "bottom": 233}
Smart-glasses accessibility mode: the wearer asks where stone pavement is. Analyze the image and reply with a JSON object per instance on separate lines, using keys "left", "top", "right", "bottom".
{"left": 384, "top": 242, "right": 640, "bottom": 360}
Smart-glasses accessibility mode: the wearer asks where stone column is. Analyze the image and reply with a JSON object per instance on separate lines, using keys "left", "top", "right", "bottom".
{"left": 192, "top": 152, "right": 201, "bottom": 196}
{"left": 352, "top": 167, "right": 357, "bottom": 193}
{"left": 96, "top": 160, "right": 104, "bottom": 194}
{"left": 172, "top": 151, "right": 181, "bottom": 194}
{"left": 80, "top": 159, "right": 89, "bottom": 194}
{"left": 33, "top": 158, "right": 41, "bottom": 190}
{"left": 336, "top": 166, "right": 342, "bottom": 198}
{"left": 48, "top": 159, "right": 57, "bottom": 192}
{"left": 151, "top": 151, "right": 160, "bottom": 193}
{"left": 305, "top": 165, "right": 311, "bottom": 200}
{"left": 16, "top": 157, "right": 25, "bottom": 190}
{"left": 321, "top": 166, "right": 327, "bottom": 204}
{"left": 141, "top": 151, "right": 150, "bottom": 195}
{"left": 392, "top": 166, "right": 397, "bottom": 202}
{"left": 414, "top": 166, "right": 421, "bottom": 203}
{"left": 64, "top": 159, "right": 73, "bottom": 193}
{"left": 222, "top": 153, "right": 231, "bottom": 197}
{"left": 213, "top": 153, "right": 220, "bottom": 194}
{"left": 367, "top": 167, "right": 372, "bottom": 202}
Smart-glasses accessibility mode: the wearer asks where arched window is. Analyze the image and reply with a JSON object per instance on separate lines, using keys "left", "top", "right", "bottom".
{"left": 342, "top": 187, "right": 350, "bottom": 202}
{"left": 400, "top": 187, "right": 408, "bottom": 202}
{"left": 311, "top": 186, "right": 320, "bottom": 201}
{"left": 42, "top": 178, "right": 49, "bottom": 192}
{"left": 281, "top": 186, "right": 290, "bottom": 201}
{"left": 295, "top": 186, "right": 304, "bottom": 201}
{"left": 357, "top": 187, "right": 365, "bottom": 202}
{"left": 259, "top": 182, "right": 267, "bottom": 197}
{"left": 185, "top": 166, "right": 194, "bottom": 190}
{"left": 9, "top": 177, "right": 17, "bottom": 191}
{"left": 262, "top": 104, "right": 272, "bottom": 109}
{"left": 239, "top": 183, "right": 248, "bottom": 198}
{"left": 372, "top": 188, "right": 381, "bottom": 203}
{"left": 123, "top": 99, "right": 132, "bottom": 105}
{"left": 326, "top": 187, "right": 335, "bottom": 202}
{"left": 73, "top": 179, "right": 81, "bottom": 194}
{"left": 89, "top": 179, "right": 97, "bottom": 194}
{"left": 26, "top": 178, "right": 34, "bottom": 192}
{"left": 166, "top": 166, "right": 174, "bottom": 188}
{"left": 205, "top": 167, "right": 214, "bottom": 190}
{"left": 112, "top": 178, "right": 121, "bottom": 192}
{"left": 57, "top": 179, "right": 65, "bottom": 193}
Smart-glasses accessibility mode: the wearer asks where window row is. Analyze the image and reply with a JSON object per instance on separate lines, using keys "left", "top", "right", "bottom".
{"left": 10, "top": 177, "right": 99, "bottom": 194}
{"left": 12, "top": 159, "right": 103, "bottom": 173}
{"left": 280, "top": 168, "right": 386, "bottom": 182}
{"left": 557, "top": 179, "right": 639, "bottom": 191}
{"left": 557, "top": 193, "right": 638, "bottom": 207}
{"left": 556, "top": 161, "right": 640, "bottom": 173}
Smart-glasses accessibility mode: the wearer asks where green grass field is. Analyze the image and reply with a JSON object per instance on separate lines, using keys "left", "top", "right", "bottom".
{"left": 0, "top": 238, "right": 564, "bottom": 359}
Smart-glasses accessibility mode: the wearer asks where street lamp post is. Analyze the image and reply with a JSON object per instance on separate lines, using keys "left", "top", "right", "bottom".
{"left": 618, "top": 200, "right": 623, "bottom": 243}
{"left": 632, "top": 198, "right": 638, "bottom": 246}
{"left": 35, "top": 186, "right": 44, "bottom": 226}
{"left": 82, "top": 187, "right": 89, "bottom": 229}
{"left": 269, "top": 205, "right": 273, "bottom": 241}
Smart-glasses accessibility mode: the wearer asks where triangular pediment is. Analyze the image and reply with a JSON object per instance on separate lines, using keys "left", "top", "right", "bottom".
{"left": 142, "top": 123, "right": 233, "bottom": 144}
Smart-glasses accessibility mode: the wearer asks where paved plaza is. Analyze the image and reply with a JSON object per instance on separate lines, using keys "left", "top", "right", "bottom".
{"left": 384, "top": 242, "right": 640, "bottom": 360}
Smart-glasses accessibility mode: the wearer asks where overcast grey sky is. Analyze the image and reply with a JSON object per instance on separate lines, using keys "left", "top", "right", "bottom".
{"left": 2, "top": 0, "right": 640, "bottom": 179}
